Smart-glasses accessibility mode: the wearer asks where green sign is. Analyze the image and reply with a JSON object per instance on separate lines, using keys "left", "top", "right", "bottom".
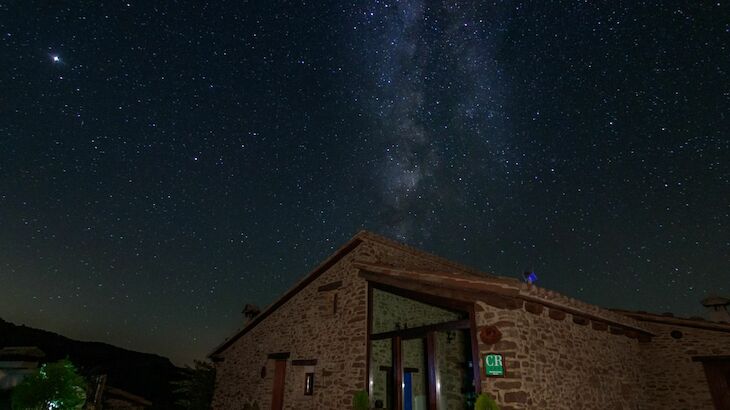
{"left": 484, "top": 353, "right": 504, "bottom": 377}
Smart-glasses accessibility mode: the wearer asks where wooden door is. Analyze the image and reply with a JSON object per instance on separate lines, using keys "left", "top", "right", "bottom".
{"left": 271, "top": 359, "right": 287, "bottom": 410}
{"left": 701, "top": 360, "right": 730, "bottom": 410}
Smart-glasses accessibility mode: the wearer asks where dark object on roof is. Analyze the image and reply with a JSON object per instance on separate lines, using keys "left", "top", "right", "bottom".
{"left": 522, "top": 271, "right": 538, "bottom": 284}
{"left": 701, "top": 296, "right": 730, "bottom": 307}
{"left": 242, "top": 304, "right": 261, "bottom": 321}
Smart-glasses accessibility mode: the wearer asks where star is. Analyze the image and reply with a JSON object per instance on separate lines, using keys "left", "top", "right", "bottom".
{"left": 0, "top": 0, "right": 725, "bottom": 368}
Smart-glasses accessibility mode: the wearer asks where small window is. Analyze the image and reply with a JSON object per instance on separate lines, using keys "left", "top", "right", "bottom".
{"left": 304, "top": 372, "right": 314, "bottom": 395}
{"left": 319, "top": 292, "right": 338, "bottom": 317}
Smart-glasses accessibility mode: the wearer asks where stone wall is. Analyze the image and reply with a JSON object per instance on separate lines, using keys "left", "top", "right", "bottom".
{"left": 211, "top": 232, "right": 730, "bottom": 410}
{"left": 474, "top": 300, "right": 647, "bottom": 410}
{"left": 211, "top": 245, "right": 369, "bottom": 410}
{"left": 212, "top": 235, "right": 475, "bottom": 410}
{"left": 637, "top": 320, "right": 730, "bottom": 409}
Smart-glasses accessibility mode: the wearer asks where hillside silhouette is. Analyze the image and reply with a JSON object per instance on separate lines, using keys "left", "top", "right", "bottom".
{"left": 0, "top": 318, "right": 183, "bottom": 408}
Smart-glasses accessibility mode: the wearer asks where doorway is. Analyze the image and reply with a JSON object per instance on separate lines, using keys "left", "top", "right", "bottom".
{"left": 695, "top": 356, "right": 730, "bottom": 410}
{"left": 271, "top": 359, "right": 287, "bottom": 410}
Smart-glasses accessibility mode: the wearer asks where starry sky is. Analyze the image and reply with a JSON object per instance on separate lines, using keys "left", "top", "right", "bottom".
{"left": 0, "top": 1, "right": 728, "bottom": 365}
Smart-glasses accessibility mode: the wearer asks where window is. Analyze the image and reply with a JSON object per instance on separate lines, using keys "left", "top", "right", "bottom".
{"left": 319, "top": 292, "right": 338, "bottom": 317}
{"left": 304, "top": 372, "right": 314, "bottom": 395}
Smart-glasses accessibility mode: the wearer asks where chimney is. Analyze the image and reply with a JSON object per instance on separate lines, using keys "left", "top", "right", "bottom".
{"left": 701, "top": 297, "right": 730, "bottom": 323}
{"left": 242, "top": 304, "right": 261, "bottom": 322}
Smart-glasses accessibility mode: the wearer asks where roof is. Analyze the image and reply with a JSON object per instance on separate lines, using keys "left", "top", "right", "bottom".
{"left": 210, "top": 231, "right": 665, "bottom": 357}
{"left": 209, "top": 230, "right": 501, "bottom": 358}
{"left": 611, "top": 309, "right": 730, "bottom": 333}
{"left": 701, "top": 296, "right": 730, "bottom": 307}
{"left": 356, "top": 261, "right": 654, "bottom": 335}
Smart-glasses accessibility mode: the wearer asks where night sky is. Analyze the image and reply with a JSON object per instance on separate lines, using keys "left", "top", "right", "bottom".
{"left": 1, "top": 1, "right": 728, "bottom": 365}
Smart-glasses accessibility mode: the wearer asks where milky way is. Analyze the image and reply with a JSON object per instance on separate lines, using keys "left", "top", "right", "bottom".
{"left": 358, "top": 1, "right": 514, "bottom": 240}
{"left": 0, "top": 1, "right": 727, "bottom": 364}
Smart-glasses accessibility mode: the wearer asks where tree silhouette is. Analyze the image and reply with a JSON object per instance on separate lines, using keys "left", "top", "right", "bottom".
{"left": 11, "top": 358, "right": 86, "bottom": 410}
{"left": 171, "top": 360, "right": 216, "bottom": 409}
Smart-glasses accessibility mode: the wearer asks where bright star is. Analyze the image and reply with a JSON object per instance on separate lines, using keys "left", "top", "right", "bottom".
{"left": 52, "top": 55, "right": 60, "bottom": 62}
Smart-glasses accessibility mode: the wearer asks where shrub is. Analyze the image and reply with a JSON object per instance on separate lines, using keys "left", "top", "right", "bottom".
{"left": 11, "top": 358, "right": 87, "bottom": 410}
{"left": 171, "top": 360, "right": 216, "bottom": 409}
{"left": 475, "top": 393, "right": 500, "bottom": 410}
{"left": 352, "top": 390, "right": 369, "bottom": 410}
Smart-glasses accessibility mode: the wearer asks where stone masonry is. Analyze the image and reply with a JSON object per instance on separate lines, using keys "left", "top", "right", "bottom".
{"left": 475, "top": 300, "right": 647, "bottom": 410}
{"left": 210, "top": 231, "right": 730, "bottom": 410}
{"left": 211, "top": 232, "right": 477, "bottom": 409}
{"left": 632, "top": 319, "right": 730, "bottom": 409}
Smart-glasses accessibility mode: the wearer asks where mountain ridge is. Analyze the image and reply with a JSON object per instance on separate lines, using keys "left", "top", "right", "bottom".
{"left": 0, "top": 317, "right": 183, "bottom": 408}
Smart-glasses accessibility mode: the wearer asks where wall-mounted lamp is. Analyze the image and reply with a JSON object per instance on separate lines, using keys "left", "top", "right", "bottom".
{"left": 304, "top": 372, "right": 314, "bottom": 395}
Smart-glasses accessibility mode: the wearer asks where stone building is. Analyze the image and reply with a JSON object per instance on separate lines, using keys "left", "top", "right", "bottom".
{"left": 209, "top": 231, "right": 730, "bottom": 410}
{"left": 0, "top": 346, "right": 45, "bottom": 391}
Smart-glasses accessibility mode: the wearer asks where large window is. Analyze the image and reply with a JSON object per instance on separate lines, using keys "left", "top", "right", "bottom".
{"left": 369, "top": 287, "right": 476, "bottom": 410}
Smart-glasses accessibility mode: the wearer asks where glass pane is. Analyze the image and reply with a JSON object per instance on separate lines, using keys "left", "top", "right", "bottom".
{"left": 402, "top": 338, "right": 428, "bottom": 410}
{"left": 435, "top": 330, "right": 473, "bottom": 410}
{"left": 372, "top": 289, "right": 466, "bottom": 333}
{"left": 370, "top": 339, "right": 392, "bottom": 409}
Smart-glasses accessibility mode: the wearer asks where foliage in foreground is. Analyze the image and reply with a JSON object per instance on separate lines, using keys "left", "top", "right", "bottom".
{"left": 475, "top": 393, "right": 500, "bottom": 410}
{"left": 352, "top": 390, "right": 369, "bottom": 410}
{"left": 11, "top": 358, "right": 86, "bottom": 410}
{"left": 171, "top": 360, "right": 216, "bottom": 409}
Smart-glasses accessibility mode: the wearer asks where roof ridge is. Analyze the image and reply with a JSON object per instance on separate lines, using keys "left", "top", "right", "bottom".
{"left": 354, "top": 230, "right": 497, "bottom": 279}
{"left": 208, "top": 234, "right": 365, "bottom": 357}
{"left": 611, "top": 309, "right": 730, "bottom": 328}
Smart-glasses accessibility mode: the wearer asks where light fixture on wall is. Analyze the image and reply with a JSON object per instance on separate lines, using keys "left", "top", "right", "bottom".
{"left": 304, "top": 372, "right": 314, "bottom": 395}
{"left": 479, "top": 325, "right": 502, "bottom": 345}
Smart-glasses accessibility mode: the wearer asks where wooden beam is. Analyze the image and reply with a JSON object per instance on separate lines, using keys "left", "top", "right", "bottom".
{"left": 366, "top": 283, "right": 373, "bottom": 395}
{"left": 371, "top": 319, "right": 471, "bottom": 341}
{"left": 362, "top": 272, "right": 484, "bottom": 306}
{"left": 692, "top": 355, "right": 730, "bottom": 362}
{"left": 291, "top": 359, "right": 317, "bottom": 366}
{"left": 392, "top": 336, "right": 403, "bottom": 410}
{"left": 370, "top": 281, "right": 474, "bottom": 311}
{"left": 469, "top": 307, "right": 482, "bottom": 394}
{"left": 426, "top": 331, "right": 437, "bottom": 410}
{"left": 317, "top": 280, "right": 343, "bottom": 292}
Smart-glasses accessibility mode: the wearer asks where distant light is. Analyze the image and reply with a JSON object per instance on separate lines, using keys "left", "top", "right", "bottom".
{"left": 52, "top": 55, "right": 60, "bottom": 62}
